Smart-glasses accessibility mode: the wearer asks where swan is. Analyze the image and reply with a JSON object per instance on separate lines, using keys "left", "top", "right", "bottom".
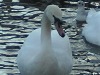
{"left": 76, "top": 0, "right": 88, "bottom": 27}
{"left": 17, "top": 5, "right": 73, "bottom": 75}
{"left": 82, "top": 8, "right": 100, "bottom": 46}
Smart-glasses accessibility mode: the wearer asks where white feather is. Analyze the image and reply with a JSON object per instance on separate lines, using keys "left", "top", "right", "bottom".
{"left": 17, "top": 5, "right": 73, "bottom": 75}
{"left": 82, "top": 8, "right": 100, "bottom": 46}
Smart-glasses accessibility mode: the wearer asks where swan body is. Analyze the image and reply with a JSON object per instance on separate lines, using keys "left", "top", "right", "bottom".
{"left": 76, "top": 0, "right": 88, "bottom": 22}
{"left": 17, "top": 5, "right": 73, "bottom": 75}
{"left": 82, "top": 8, "right": 100, "bottom": 46}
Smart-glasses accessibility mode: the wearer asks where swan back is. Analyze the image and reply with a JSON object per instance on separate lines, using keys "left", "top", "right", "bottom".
{"left": 82, "top": 8, "right": 100, "bottom": 46}
{"left": 86, "top": 8, "right": 100, "bottom": 28}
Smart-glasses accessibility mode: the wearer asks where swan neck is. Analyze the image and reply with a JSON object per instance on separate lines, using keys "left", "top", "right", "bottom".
{"left": 78, "top": 6, "right": 84, "bottom": 10}
{"left": 41, "top": 13, "right": 52, "bottom": 49}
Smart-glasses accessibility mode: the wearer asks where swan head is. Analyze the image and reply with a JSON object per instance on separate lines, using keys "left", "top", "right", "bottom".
{"left": 77, "top": 0, "right": 85, "bottom": 7}
{"left": 45, "top": 5, "right": 65, "bottom": 37}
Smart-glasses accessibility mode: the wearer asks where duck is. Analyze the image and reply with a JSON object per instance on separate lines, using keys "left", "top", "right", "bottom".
{"left": 82, "top": 8, "right": 100, "bottom": 46}
{"left": 17, "top": 5, "right": 73, "bottom": 75}
{"left": 76, "top": 0, "right": 88, "bottom": 27}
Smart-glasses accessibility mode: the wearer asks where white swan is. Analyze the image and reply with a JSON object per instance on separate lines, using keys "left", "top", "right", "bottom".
{"left": 76, "top": 0, "right": 88, "bottom": 26}
{"left": 17, "top": 5, "right": 73, "bottom": 75}
{"left": 82, "top": 8, "right": 100, "bottom": 46}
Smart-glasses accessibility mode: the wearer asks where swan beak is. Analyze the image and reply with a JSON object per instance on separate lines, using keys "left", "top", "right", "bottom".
{"left": 55, "top": 21, "right": 65, "bottom": 38}
{"left": 53, "top": 15, "right": 65, "bottom": 37}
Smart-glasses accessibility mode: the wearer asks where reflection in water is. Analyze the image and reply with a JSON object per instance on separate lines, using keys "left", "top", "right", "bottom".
{"left": 85, "top": 42, "right": 100, "bottom": 55}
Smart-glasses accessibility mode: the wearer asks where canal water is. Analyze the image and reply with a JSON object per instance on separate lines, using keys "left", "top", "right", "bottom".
{"left": 0, "top": 1, "right": 100, "bottom": 75}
